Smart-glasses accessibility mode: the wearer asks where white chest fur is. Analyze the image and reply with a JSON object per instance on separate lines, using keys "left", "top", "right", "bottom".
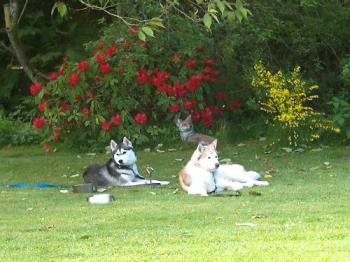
{"left": 186, "top": 162, "right": 216, "bottom": 194}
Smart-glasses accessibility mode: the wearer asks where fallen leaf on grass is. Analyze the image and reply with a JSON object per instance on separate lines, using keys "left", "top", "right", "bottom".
{"left": 251, "top": 215, "right": 266, "bottom": 219}
{"left": 264, "top": 174, "right": 272, "bottom": 179}
{"left": 167, "top": 148, "right": 177, "bottom": 152}
{"left": 311, "top": 148, "right": 323, "bottom": 152}
{"left": 281, "top": 147, "right": 293, "bottom": 153}
{"left": 149, "top": 192, "right": 156, "bottom": 195}
{"left": 59, "top": 189, "right": 69, "bottom": 194}
{"left": 236, "top": 223, "right": 257, "bottom": 228}
{"left": 237, "top": 143, "right": 245, "bottom": 147}
{"left": 156, "top": 149, "right": 165, "bottom": 153}
{"left": 144, "top": 148, "right": 151, "bottom": 152}
{"left": 155, "top": 144, "right": 163, "bottom": 149}
{"left": 175, "top": 158, "right": 184, "bottom": 162}
{"left": 172, "top": 188, "right": 179, "bottom": 194}
{"left": 70, "top": 174, "right": 80, "bottom": 178}
{"left": 310, "top": 166, "right": 320, "bottom": 171}
{"left": 26, "top": 208, "right": 33, "bottom": 211}
{"left": 86, "top": 153, "right": 96, "bottom": 156}
{"left": 38, "top": 224, "right": 55, "bottom": 231}
{"left": 265, "top": 167, "right": 278, "bottom": 176}
{"left": 249, "top": 191, "right": 262, "bottom": 196}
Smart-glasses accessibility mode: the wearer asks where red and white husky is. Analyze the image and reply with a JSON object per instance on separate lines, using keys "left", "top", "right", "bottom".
{"left": 178, "top": 140, "right": 269, "bottom": 196}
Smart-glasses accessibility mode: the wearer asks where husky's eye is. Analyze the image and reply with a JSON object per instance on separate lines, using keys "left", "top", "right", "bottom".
{"left": 122, "top": 151, "right": 126, "bottom": 155}
{"left": 208, "top": 156, "right": 211, "bottom": 159}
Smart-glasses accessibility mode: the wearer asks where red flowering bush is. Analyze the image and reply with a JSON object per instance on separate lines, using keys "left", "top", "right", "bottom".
{"left": 30, "top": 25, "right": 242, "bottom": 148}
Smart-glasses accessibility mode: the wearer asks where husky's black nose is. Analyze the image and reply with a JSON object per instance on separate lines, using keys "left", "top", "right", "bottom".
{"left": 118, "top": 159, "right": 123, "bottom": 164}
{"left": 215, "top": 163, "right": 220, "bottom": 168}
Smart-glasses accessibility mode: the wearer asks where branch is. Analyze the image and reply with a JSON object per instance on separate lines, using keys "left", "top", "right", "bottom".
{"left": 0, "top": 40, "right": 15, "bottom": 54}
{"left": 78, "top": 0, "right": 152, "bottom": 25}
{"left": 4, "top": 3, "right": 37, "bottom": 83}
{"left": 17, "top": 0, "right": 29, "bottom": 25}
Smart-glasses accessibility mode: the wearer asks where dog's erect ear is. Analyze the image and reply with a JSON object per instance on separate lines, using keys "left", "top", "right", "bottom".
{"left": 190, "top": 143, "right": 203, "bottom": 162}
{"left": 209, "top": 139, "right": 217, "bottom": 149}
{"left": 175, "top": 118, "right": 182, "bottom": 127}
{"left": 110, "top": 140, "right": 118, "bottom": 151}
{"left": 174, "top": 114, "right": 182, "bottom": 127}
{"left": 184, "top": 115, "right": 192, "bottom": 125}
{"left": 197, "top": 143, "right": 205, "bottom": 153}
{"left": 123, "top": 137, "right": 133, "bottom": 148}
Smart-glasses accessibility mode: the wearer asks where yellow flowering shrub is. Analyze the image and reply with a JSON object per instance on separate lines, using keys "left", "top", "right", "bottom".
{"left": 251, "top": 63, "right": 339, "bottom": 146}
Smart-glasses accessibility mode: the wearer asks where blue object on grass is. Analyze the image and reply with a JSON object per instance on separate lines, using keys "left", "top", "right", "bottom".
{"left": 0, "top": 183, "right": 68, "bottom": 189}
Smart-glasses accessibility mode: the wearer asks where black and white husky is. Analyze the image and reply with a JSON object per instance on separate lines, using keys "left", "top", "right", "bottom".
{"left": 83, "top": 137, "right": 169, "bottom": 188}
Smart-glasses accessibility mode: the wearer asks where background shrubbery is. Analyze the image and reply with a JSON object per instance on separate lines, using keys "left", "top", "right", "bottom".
{"left": 1, "top": 0, "right": 350, "bottom": 149}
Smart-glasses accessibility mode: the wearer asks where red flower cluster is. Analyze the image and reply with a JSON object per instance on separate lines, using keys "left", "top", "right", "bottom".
{"left": 215, "top": 91, "right": 228, "bottom": 101}
{"left": 174, "top": 83, "right": 187, "bottom": 97}
{"left": 136, "top": 68, "right": 149, "bottom": 84}
{"left": 68, "top": 73, "right": 80, "bottom": 87}
{"left": 99, "top": 62, "right": 112, "bottom": 75}
{"left": 168, "top": 103, "right": 181, "bottom": 113}
{"left": 184, "top": 99, "right": 197, "bottom": 111}
{"left": 227, "top": 101, "right": 241, "bottom": 111}
{"left": 201, "top": 108, "right": 213, "bottom": 128}
{"left": 202, "top": 64, "right": 218, "bottom": 83}
{"left": 185, "top": 59, "right": 198, "bottom": 69}
{"left": 191, "top": 111, "right": 201, "bottom": 123}
{"left": 52, "top": 128, "right": 61, "bottom": 141}
{"left": 49, "top": 72, "right": 58, "bottom": 81}
{"left": 60, "top": 101, "right": 71, "bottom": 112}
{"left": 101, "top": 121, "right": 111, "bottom": 132}
{"left": 33, "top": 117, "right": 45, "bottom": 129}
{"left": 82, "top": 107, "right": 90, "bottom": 116}
{"left": 134, "top": 113, "right": 148, "bottom": 125}
{"left": 77, "top": 60, "right": 89, "bottom": 72}
{"left": 129, "top": 26, "right": 138, "bottom": 35}
{"left": 105, "top": 45, "right": 117, "bottom": 57}
{"left": 111, "top": 114, "right": 122, "bottom": 127}
{"left": 186, "top": 75, "right": 203, "bottom": 92}
{"left": 38, "top": 102, "right": 48, "bottom": 112}
{"left": 30, "top": 83, "right": 43, "bottom": 96}
{"left": 100, "top": 113, "right": 123, "bottom": 132}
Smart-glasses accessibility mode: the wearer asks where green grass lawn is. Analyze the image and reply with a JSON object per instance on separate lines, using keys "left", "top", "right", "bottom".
{"left": 0, "top": 140, "right": 349, "bottom": 261}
